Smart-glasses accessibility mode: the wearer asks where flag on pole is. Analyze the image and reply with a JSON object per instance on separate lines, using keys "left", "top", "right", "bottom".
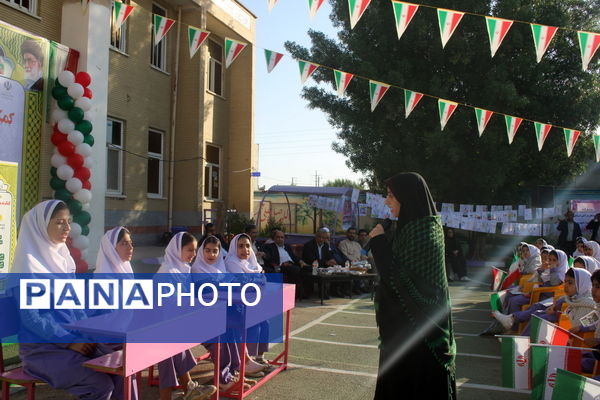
{"left": 474, "top": 108, "right": 493, "bottom": 137}
{"left": 298, "top": 60, "right": 319, "bottom": 84}
{"left": 268, "top": 0, "right": 278, "bottom": 12}
{"left": 153, "top": 14, "right": 176, "bottom": 46}
{"left": 264, "top": 49, "right": 284, "bottom": 73}
{"left": 531, "top": 24, "right": 558, "bottom": 63}
{"left": 80, "top": 0, "right": 90, "bottom": 9}
{"left": 530, "top": 316, "right": 570, "bottom": 345}
{"left": 334, "top": 70, "right": 354, "bottom": 96}
{"left": 594, "top": 135, "right": 600, "bottom": 163}
{"left": 113, "top": 1, "right": 134, "bottom": 32}
{"left": 404, "top": 89, "right": 423, "bottom": 118}
{"left": 505, "top": 115, "right": 523, "bottom": 144}
{"left": 501, "top": 336, "right": 531, "bottom": 389}
{"left": 531, "top": 344, "right": 582, "bottom": 400}
{"left": 224, "top": 38, "right": 248, "bottom": 68}
{"left": 391, "top": 1, "right": 419, "bottom": 40}
{"left": 490, "top": 289, "right": 508, "bottom": 312}
{"left": 552, "top": 368, "right": 600, "bottom": 399}
{"left": 188, "top": 26, "right": 210, "bottom": 59}
{"left": 577, "top": 31, "right": 600, "bottom": 71}
{"left": 568, "top": 256, "right": 575, "bottom": 267}
{"left": 485, "top": 16, "right": 513, "bottom": 57}
{"left": 369, "top": 80, "right": 390, "bottom": 112}
{"left": 308, "top": 0, "right": 326, "bottom": 19}
{"left": 491, "top": 267, "right": 507, "bottom": 291}
{"left": 534, "top": 122, "right": 552, "bottom": 151}
{"left": 500, "top": 255, "right": 521, "bottom": 290}
{"left": 438, "top": 99, "right": 458, "bottom": 131}
{"left": 348, "top": 0, "right": 373, "bottom": 29}
{"left": 437, "top": 8, "right": 464, "bottom": 48}
{"left": 563, "top": 128, "right": 581, "bottom": 157}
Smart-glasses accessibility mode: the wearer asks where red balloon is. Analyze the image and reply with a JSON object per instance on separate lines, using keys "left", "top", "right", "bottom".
{"left": 51, "top": 132, "right": 68, "bottom": 146}
{"left": 67, "top": 153, "right": 84, "bottom": 169}
{"left": 58, "top": 141, "right": 76, "bottom": 156}
{"left": 75, "top": 72, "right": 91, "bottom": 87}
{"left": 69, "top": 247, "right": 82, "bottom": 261}
{"left": 53, "top": 124, "right": 62, "bottom": 135}
{"left": 83, "top": 87, "right": 93, "bottom": 99}
{"left": 74, "top": 167, "right": 91, "bottom": 182}
{"left": 75, "top": 259, "right": 89, "bottom": 273}
{"left": 82, "top": 180, "right": 92, "bottom": 190}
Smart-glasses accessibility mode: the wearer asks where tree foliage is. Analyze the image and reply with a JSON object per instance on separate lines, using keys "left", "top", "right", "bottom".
{"left": 323, "top": 178, "right": 364, "bottom": 189}
{"left": 285, "top": 0, "right": 600, "bottom": 203}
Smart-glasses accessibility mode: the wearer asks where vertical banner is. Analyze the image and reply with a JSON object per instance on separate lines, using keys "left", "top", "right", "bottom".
{"left": 0, "top": 161, "right": 18, "bottom": 272}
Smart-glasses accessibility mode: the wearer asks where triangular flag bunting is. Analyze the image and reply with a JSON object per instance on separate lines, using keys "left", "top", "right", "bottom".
{"left": 348, "top": 0, "right": 373, "bottom": 29}
{"left": 333, "top": 69, "right": 354, "bottom": 96}
{"left": 224, "top": 38, "right": 248, "bottom": 68}
{"left": 578, "top": 31, "right": 600, "bottom": 71}
{"left": 500, "top": 336, "right": 531, "bottom": 389}
{"left": 438, "top": 99, "right": 458, "bottom": 131}
{"left": 298, "top": 60, "right": 319, "bottom": 84}
{"left": 188, "top": 26, "right": 210, "bottom": 59}
{"left": 534, "top": 122, "right": 552, "bottom": 151}
{"left": 594, "top": 135, "right": 600, "bottom": 162}
{"left": 308, "top": 0, "right": 326, "bottom": 19}
{"left": 474, "top": 108, "right": 493, "bottom": 137}
{"left": 404, "top": 89, "right": 423, "bottom": 118}
{"left": 264, "top": 49, "right": 284, "bottom": 73}
{"left": 485, "top": 16, "right": 513, "bottom": 57}
{"left": 553, "top": 368, "right": 600, "bottom": 399}
{"left": 391, "top": 1, "right": 419, "bottom": 40}
{"left": 505, "top": 115, "right": 523, "bottom": 144}
{"left": 113, "top": 1, "right": 134, "bottom": 32}
{"left": 437, "top": 8, "right": 464, "bottom": 48}
{"left": 153, "top": 14, "right": 176, "bottom": 46}
{"left": 563, "top": 128, "right": 581, "bottom": 157}
{"left": 369, "top": 81, "right": 390, "bottom": 112}
{"left": 531, "top": 24, "right": 558, "bottom": 63}
{"left": 268, "top": 0, "right": 278, "bottom": 12}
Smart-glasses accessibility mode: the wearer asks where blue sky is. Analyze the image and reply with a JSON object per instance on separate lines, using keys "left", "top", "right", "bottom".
{"left": 245, "top": 1, "right": 363, "bottom": 189}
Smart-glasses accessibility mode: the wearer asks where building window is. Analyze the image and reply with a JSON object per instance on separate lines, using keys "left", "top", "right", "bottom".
{"left": 207, "top": 40, "right": 223, "bottom": 96}
{"left": 150, "top": 4, "right": 168, "bottom": 71}
{"left": 147, "top": 129, "right": 164, "bottom": 197}
{"left": 110, "top": 0, "right": 128, "bottom": 53}
{"left": 2, "top": 0, "right": 36, "bottom": 14}
{"left": 106, "top": 118, "right": 124, "bottom": 195}
{"left": 204, "top": 144, "right": 220, "bottom": 199}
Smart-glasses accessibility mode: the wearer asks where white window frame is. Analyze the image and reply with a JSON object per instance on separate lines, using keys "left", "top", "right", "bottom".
{"left": 106, "top": 118, "right": 124, "bottom": 196}
{"left": 110, "top": 0, "right": 128, "bottom": 54}
{"left": 204, "top": 144, "right": 221, "bottom": 200}
{"left": 150, "top": 3, "right": 168, "bottom": 72}
{"left": 2, "top": 0, "right": 37, "bottom": 15}
{"left": 147, "top": 129, "right": 164, "bottom": 198}
{"left": 207, "top": 39, "right": 223, "bottom": 96}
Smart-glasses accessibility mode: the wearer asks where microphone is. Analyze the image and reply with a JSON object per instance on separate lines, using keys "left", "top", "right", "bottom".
{"left": 381, "top": 218, "right": 392, "bottom": 231}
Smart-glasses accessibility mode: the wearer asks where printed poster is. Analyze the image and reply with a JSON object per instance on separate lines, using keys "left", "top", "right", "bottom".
{"left": 0, "top": 161, "right": 17, "bottom": 272}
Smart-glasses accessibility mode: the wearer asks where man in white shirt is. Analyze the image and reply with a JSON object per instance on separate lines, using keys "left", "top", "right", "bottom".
{"left": 338, "top": 227, "right": 368, "bottom": 262}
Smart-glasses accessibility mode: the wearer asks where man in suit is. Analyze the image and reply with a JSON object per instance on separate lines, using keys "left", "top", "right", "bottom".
{"left": 302, "top": 227, "right": 337, "bottom": 267}
{"left": 586, "top": 214, "right": 600, "bottom": 243}
{"left": 557, "top": 210, "right": 582, "bottom": 256}
{"left": 264, "top": 229, "right": 310, "bottom": 298}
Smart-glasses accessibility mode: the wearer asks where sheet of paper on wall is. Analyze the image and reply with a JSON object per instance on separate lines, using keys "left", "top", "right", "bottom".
{"left": 501, "top": 223, "right": 512, "bottom": 235}
{"left": 508, "top": 211, "right": 518, "bottom": 222}
{"left": 491, "top": 205, "right": 502, "bottom": 212}
{"left": 518, "top": 205, "right": 526, "bottom": 216}
{"left": 544, "top": 207, "right": 555, "bottom": 217}
{"left": 504, "top": 205, "right": 513, "bottom": 211}
{"left": 476, "top": 205, "right": 488, "bottom": 213}
{"left": 460, "top": 204, "right": 474, "bottom": 214}
{"left": 487, "top": 221, "right": 497, "bottom": 234}
{"left": 535, "top": 208, "right": 543, "bottom": 219}
{"left": 442, "top": 203, "right": 455, "bottom": 213}
{"left": 460, "top": 219, "right": 475, "bottom": 231}
{"left": 524, "top": 208, "right": 533, "bottom": 221}
{"left": 358, "top": 203, "right": 368, "bottom": 217}
{"left": 554, "top": 204, "right": 564, "bottom": 217}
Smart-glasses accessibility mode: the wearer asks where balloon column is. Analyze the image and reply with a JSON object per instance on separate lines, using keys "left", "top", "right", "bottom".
{"left": 50, "top": 70, "right": 94, "bottom": 272}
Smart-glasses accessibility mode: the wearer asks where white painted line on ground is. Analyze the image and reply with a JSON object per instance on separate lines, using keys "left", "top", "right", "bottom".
{"left": 290, "top": 296, "right": 368, "bottom": 337}
{"left": 452, "top": 308, "right": 491, "bottom": 312}
{"left": 287, "top": 362, "right": 377, "bottom": 378}
{"left": 340, "top": 310, "right": 376, "bottom": 316}
{"left": 453, "top": 318, "right": 491, "bottom": 324}
{"left": 293, "top": 337, "right": 378, "bottom": 349}
{"left": 455, "top": 332, "right": 482, "bottom": 337}
{"left": 456, "top": 352, "right": 501, "bottom": 360}
{"left": 457, "top": 381, "right": 530, "bottom": 394}
{"left": 319, "top": 322, "right": 378, "bottom": 329}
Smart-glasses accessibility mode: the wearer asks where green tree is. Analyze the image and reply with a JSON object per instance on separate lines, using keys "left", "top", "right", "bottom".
{"left": 285, "top": 0, "right": 600, "bottom": 204}
{"left": 323, "top": 178, "right": 364, "bottom": 189}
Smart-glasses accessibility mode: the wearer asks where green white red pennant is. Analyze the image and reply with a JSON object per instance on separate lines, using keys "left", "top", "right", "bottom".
{"left": 485, "top": 16, "right": 513, "bottom": 57}
{"left": 534, "top": 122, "right": 552, "bottom": 151}
{"left": 112, "top": 1, "right": 134, "bottom": 32}
{"left": 474, "top": 108, "right": 493, "bottom": 137}
{"left": 531, "top": 24, "right": 558, "bottom": 63}
{"left": 224, "top": 38, "right": 248, "bottom": 68}
{"left": 298, "top": 60, "right": 319, "bottom": 84}
{"left": 153, "top": 14, "right": 176, "bottom": 46}
{"left": 438, "top": 99, "right": 458, "bottom": 131}
{"left": 369, "top": 81, "right": 389, "bottom": 112}
{"left": 563, "top": 128, "right": 581, "bottom": 157}
{"left": 594, "top": 135, "right": 600, "bottom": 162}
{"left": 264, "top": 49, "right": 284, "bottom": 73}
{"left": 404, "top": 89, "right": 423, "bottom": 118}
{"left": 334, "top": 70, "right": 354, "bottom": 96}
{"left": 308, "top": 0, "right": 325, "bottom": 19}
{"left": 348, "top": 0, "right": 373, "bottom": 29}
{"left": 188, "top": 26, "right": 210, "bottom": 59}
{"left": 577, "top": 31, "right": 600, "bottom": 71}
{"left": 268, "top": 0, "right": 278, "bottom": 12}
{"left": 505, "top": 115, "right": 522, "bottom": 144}
{"left": 437, "top": 9, "right": 464, "bottom": 48}
{"left": 391, "top": 1, "right": 419, "bottom": 40}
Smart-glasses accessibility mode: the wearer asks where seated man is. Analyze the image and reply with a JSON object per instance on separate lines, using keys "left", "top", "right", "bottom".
{"left": 263, "top": 229, "right": 309, "bottom": 285}
{"left": 302, "top": 227, "right": 337, "bottom": 267}
{"left": 338, "top": 227, "right": 368, "bottom": 263}
{"left": 245, "top": 224, "right": 266, "bottom": 267}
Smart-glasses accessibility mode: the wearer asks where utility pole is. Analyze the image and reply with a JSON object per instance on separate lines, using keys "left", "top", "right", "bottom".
{"left": 314, "top": 171, "right": 319, "bottom": 187}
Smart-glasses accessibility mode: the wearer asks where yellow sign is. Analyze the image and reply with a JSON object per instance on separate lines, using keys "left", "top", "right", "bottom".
{"left": 0, "top": 161, "right": 18, "bottom": 272}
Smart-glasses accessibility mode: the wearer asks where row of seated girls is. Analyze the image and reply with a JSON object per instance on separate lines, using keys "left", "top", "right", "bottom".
{"left": 10, "top": 200, "right": 272, "bottom": 400}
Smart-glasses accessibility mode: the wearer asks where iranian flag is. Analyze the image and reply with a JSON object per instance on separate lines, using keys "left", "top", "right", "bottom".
{"left": 563, "top": 128, "right": 581, "bottom": 157}
{"left": 474, "top": 108, "right": 493, "bottom": 137}
{"left": 552, "top": 368, "right": 600, "bottom": 399}
{"left": 404, "top": 89, "right": 423, "bottom": 118}
{"left": 391, "top": 1, "right": 419, "bottom": 40}
{"left": 490, "top": 289, "right": 508, "bottom": 312}
{"left": 438, "top": 99, "right": 458, "bottom": 131}
{"left": 308, "top": 0, "right": 325, "bottom": 19}
{"left": 369, "top": 80, "right": 390, "bottom": 112}
{"left": 534, "top": 122, "right": 552, "bottom": 151}
{"left": 485, "top": 16, "right": 513, "bottom": 57}
{"left": 531, "top": 344, "right": 582, "bottom": 400}
{"left": 530, "top": 316, "right": 570, "bottom": 345}
{"left": 594, "top": 135, "right": 600, "bottom": 163}
{"left": 188, "top": 26, "right": 210, "bottom": 59}
{"left": 577, "top": 31, "right": 600, "bottom": 71}
{"left": 491, "top": 267, "right": 507, "bottom": 291}
{"left": 505, "top": 115, "right": 523, "bottom": 144}
{"left": 348, "top": 0, "right": 373, "bottom": 29}
{"left": 264, "top": 49, "right": 283, "bottom": 73}
{"left": 153, "top": 14, "right": 176, "bottom": 46}
{"left": 501, "top": 336, "right": 531, "bottom": 389}
{"left": 437, "top": 8, "right": 464, "bottom": 48}
{"left": 268, "top": 0, "right": 278, "bottom": 12}
{"left": 531, "top": 24, "right": 558, "bottom": 63}
{"left": 298, "top": 60, "right": 319, "bottom": 84}
{"left": 224, "top": 38, "right": 248, "bottom": 68}
{"left": 568, "top": 256, "right": 575, "bottom": 267}
{"left": 334, "top": 70, "right": 354, "bottom": 96}
{"left": 112, "top": 1, "right": 134, "bottom": 32}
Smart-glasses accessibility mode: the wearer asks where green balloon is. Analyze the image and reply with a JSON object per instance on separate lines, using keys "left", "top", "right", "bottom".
{"left": 67, "top": 199, "right": 83, "bottom": 215}
{"left": 81, "top": 224, "right": 90, "bottom": 236}
{"left": 83, "top": 134, "right": 95, "bottom": 147}
{"left": 73, "top": 211, "right": 91, "bottom": 226}
{"left": 50, "top": 167, "right": 57, "bottom": 177}
{"left": 76, "top": 120, "right": 93, "bottom": 135}
{"left": 68, "top": 107, "right": 84, "bottom": 123}
{"left": 50, "top": 177, "right": 65, "bottom": 190}
{"left": 54, "top": 188, "right": 71, "bottom": 202}
{"left": 52, "top": 85, "right": 68, "bottom": 99}
{"left": 57, "top": 96, "right": 74, "bottom": 111}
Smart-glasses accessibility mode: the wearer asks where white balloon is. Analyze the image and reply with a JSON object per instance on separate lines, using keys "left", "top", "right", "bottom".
{"left": 82, "top": 202, "right": 91, "bottom": 212}
{"left": 83, "top": 156, "right": 94, "bottom": 168}
{"left": 50, "top": 153, "right": 67, "bottom": 168}
{"left": 51, "top": 107, "right": 67, "bottom": 124}
{"left": 67, "top": 83, "right": 84, "bottom": 100}
{"left": 58, "top": 70, "right": 75, "bottom": 87}
{"left": 67, "top": 130, "right": 84, "bottom": 146}
{"left": 83, "top": 110, "right": 95, "bottom": 121}
{"left": 72, "top": 235, "right": 90, "bottom": 250}
{"left": 76, "top": 143, "right": 92, "bottom": 157}
{"left": 66, "top": 177, "right": 83, "bottom": 193}
{"left": 56, "top": 164, "right": 74, "bottom": 181}
{"left": 58, "top": 118, "right": 75, "bottom": 134}
{"left": 74, "top": 97, "right": 92, "bottom": 111}
{"left": 69, "top": 222, "right": 82, "bottom": 238}
{"left": 73, "top": 188, "right": 92, "bottom": 203}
